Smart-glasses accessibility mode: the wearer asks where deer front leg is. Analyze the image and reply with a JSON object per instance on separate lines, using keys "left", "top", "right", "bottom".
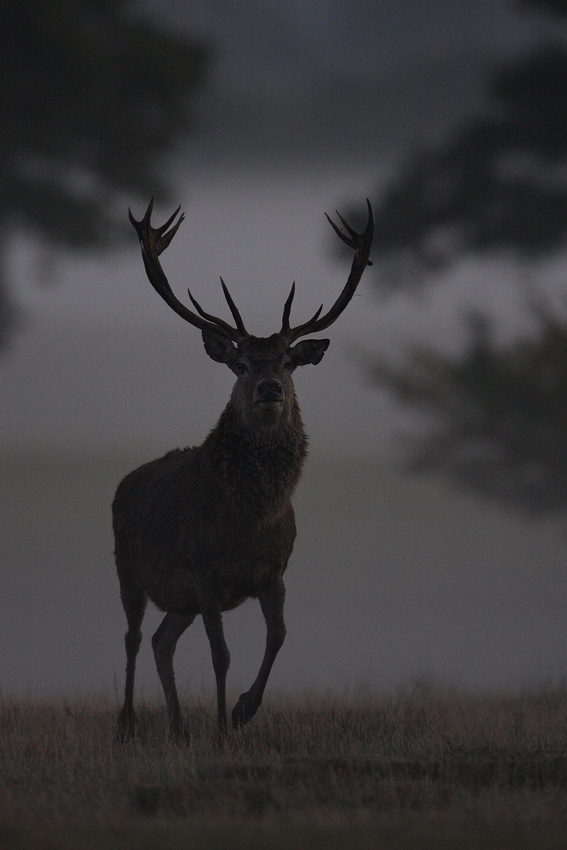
{"left": 199, "top": 590, "right": 231, "bottom": 737}
{"left": 232, "top": 575, "right": 286, "bottom": 728}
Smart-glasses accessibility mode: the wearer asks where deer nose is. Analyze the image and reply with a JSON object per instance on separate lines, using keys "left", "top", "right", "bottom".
{"left": 255, "top": 379, "right": 284, "bottom": 403}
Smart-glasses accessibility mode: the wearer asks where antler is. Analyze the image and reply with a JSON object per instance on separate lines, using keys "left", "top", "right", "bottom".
{"left": 129, "top": 199, "right": 248, "bottom": 341}
{"left": 280, "top": 199, "right": 374, "bottom": 342}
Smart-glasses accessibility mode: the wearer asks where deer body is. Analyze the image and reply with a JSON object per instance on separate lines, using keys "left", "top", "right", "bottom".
{"left": 115, "top": 201, "right": 373, "bottom": 741}
{"left": 114, "top": 353, "right": 306, "bottom": 617}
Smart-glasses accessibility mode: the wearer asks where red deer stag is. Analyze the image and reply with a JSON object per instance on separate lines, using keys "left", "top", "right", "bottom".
{"left": 114, "top": 198, "right": 374, "bottom": 742}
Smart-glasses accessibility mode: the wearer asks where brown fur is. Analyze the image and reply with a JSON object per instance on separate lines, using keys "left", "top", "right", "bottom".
{"left": 115, "top": 200, "right": 373, "bottom": 742}
{"left": 114, "top": 335, "right": 325, "bottom": 741}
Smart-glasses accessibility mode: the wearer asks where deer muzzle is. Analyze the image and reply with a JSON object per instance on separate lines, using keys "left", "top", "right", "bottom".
{"left": 254, "top": 379, "right": 284, "bottom": 407}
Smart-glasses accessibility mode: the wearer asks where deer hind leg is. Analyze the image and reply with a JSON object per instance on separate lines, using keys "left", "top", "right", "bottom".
{"left": 232, "top": 575, "right": 286, "bottom": 729}
{"left": 116, "top": 576, "right": 148, "bottom": 741}
{"left": 198, "top": 590, "right": 231, "bottom": 739}
{"left": 152, "top": 611, "right": 196, "bottom": 743}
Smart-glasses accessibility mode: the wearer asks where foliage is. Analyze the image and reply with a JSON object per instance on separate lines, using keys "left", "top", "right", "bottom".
{"left": 353, "top": 0, "right": 567, "bottom": 518}
{"left": 372, "top": 304, "right": 567, "bottom": 515}
{"left": 519, "top": 0, "right": 567, "bottom": 14}
{"left": 358, "top": 1, "right": 567, "bottom": 293}
{"left": 0, "top": 0, "right": 209, "bottom": 345}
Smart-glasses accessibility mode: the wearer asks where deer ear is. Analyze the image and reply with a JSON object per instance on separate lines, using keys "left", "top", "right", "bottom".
{"left": 289, "top": 338, "right": 330, "bottom": 367}
{"left": 202, "top": 328, "right": 238, "bottom": 365}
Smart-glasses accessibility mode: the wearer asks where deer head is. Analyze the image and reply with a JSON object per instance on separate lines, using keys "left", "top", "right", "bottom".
{"left": 129, "top": 198, "right": 374, "bottom": 427}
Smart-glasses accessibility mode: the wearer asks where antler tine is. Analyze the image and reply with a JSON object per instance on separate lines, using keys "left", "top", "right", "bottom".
{"left": 280, "top": 282, "right": 324, "bottom": 336}
{"left": 325, "top": 210, "right": 356, "bottom": 245}
{"left": 282, "top": 199, "right": 374, "bottom": 343}
{"left": 155, "top": 205, "right": 185, "bottom": 252}
{"left": 280, "top": 282, "right": 295, "bottom": 335}
{"left": 129, "top": 200, "right": 247, "bottom": 342}
{"left": 129, "top": 197, "right": 183, "bottom": 255}
{"left": 186, "top": 287, "right": 242, "bottom": 337}
{"left": 220, "top": 277, "right": 248, "bottom": 336}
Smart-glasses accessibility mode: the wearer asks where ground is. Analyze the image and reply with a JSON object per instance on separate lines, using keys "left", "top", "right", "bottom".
{"left": 1, "top": 688, "right": 566, "bottom": 848}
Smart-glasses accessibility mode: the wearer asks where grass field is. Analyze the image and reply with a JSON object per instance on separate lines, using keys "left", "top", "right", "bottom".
{"left": 1, "top": 687, "right": 567, "bottom": 848}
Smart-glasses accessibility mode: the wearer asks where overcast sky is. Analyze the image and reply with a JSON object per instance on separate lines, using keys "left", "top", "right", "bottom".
{"left": 4, "top": 0, "right": 565, "bottom": 455}
{"left": 1, "top": 0, "right": 567, "bottom": 698}
{"left": 162, "top": 0, "right": 562, "bottom": 167}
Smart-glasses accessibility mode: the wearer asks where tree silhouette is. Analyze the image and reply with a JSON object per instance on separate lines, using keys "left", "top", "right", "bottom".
{"left": 1, "top": 0, "right": 209, "bottom": 347}
{"left": 372, "top": 306, "right": 567, "bottom": 516}
{"left": 355, "top": 0, "right": 567, "bottom": 516}
{"left": 358, "top": 1, "right": 567, "bottom": 293}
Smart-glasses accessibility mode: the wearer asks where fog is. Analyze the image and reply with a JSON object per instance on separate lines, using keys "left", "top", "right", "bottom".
{"left": 2, "top": 447, "right": 566, "bottom": 700}
{"left": 2, "top": 172, "right": 566, "bottom": 700}
{"left": 1, "top": 0, "right": 566, "bottom": 700}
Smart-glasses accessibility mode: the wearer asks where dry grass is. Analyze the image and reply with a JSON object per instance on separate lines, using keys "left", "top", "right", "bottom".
{"left": 1, "top": 687, "right": 567, "bottom": 848}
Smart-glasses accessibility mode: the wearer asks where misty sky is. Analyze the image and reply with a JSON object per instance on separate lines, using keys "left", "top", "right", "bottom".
{"left": 164, "top": 0, "right": 561, "bottom": 166}
{"left": 4, "top": 0, "right": 564, "bottom": 450}
{"left": 1, "top": 0, "right": 567, "bottom": 699}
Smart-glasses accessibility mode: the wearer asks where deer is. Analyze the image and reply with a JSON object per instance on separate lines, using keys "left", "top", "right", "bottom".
{"left": 113, "top": 197, "right": 374, "bottom": 742}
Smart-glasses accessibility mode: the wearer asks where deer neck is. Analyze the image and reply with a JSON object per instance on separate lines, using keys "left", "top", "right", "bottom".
{"left": 203, "top": 397, "right": 308, "bottom": 511}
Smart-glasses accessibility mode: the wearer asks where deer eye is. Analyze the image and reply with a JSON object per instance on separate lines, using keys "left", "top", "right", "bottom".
{"left": 282, "top": 360, "right": 294, "bottom": 372}
{"left": 235, "top": 361, "right": 249, "bottom": 376}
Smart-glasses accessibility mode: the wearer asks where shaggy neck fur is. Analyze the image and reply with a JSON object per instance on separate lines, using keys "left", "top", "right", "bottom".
{"left": 203, "top": 393, "right": 308, "bottom": 516}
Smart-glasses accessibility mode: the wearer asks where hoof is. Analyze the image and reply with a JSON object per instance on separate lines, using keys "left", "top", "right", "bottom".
{"left": 232, "top": 694, "right": 257, "bottom": 729}
{"left": 170, "top": 723, "right": 191, "bottom": 746}
{"left": 213, "top": 727, "right": 227, "bottom": 750}
{"left": 116, "top": 711, "right": 138, "bottom": 743}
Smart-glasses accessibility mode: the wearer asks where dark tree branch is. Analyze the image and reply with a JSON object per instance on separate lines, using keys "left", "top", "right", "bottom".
{"left": 0, "top": 0, "right": 211, "bottom": 346}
